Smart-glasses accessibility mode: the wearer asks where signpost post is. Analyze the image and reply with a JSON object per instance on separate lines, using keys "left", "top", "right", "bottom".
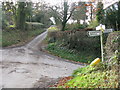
{"left": 98, "top": 24, "right": 104, "bottom": 62}
{"left": 100, "top": 30, "right": 104, "bottom": 62}
{"left": 87, "top": 24, "right": 113, "bottom": 62}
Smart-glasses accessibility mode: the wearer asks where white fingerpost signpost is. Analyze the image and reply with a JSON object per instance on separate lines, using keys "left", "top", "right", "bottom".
{"left": 88, "top": 24, "right": 113, "bottom": 62}
{"left": 98, "top": 24, "right": 105, "bottom": 62}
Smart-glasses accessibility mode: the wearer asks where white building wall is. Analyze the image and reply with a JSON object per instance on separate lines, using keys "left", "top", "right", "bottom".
{"left": 103, "top": 0, "right": 119, "bottom": 9}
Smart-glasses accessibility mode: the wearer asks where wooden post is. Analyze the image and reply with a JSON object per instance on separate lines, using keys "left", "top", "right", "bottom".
{"left": 100, "top": 30, "right": 104, "bottom": 62}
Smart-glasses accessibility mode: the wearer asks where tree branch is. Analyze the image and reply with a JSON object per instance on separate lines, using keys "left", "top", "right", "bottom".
{"left": 66, "top": 8, "right": 75, "bottom": 22}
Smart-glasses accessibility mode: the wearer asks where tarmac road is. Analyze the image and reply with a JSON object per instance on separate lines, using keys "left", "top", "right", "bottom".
{"left": 0, "top": 30, "right": 83, "bottom": 88}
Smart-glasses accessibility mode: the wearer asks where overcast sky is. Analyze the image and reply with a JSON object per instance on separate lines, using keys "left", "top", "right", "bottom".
{"left": 34, "top": 0, "right": 88, "bottom": 3}
{"left": 1, "top": 0, "right": 119, "bottom": 8}
{"left": 0, "top": 0, "right": 89, "bottom": 5}
{"left": 31, "top": 0, "right": 88, "bottom": 5}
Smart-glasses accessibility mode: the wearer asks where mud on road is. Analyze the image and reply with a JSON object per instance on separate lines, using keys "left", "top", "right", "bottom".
{"left": 0, "top": 31, "right": 83, "bottom": 88}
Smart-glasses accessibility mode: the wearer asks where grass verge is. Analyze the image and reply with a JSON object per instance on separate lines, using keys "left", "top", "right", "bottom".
{"left": 1, "top": 29, "right": 45, "bottom": 47}
{"left": 46, "top": 43, "right": 98, "bottom": 63}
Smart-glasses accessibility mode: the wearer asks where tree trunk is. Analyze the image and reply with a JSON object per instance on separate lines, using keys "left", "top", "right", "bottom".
{"left": 16, "top": 2, "right": 26, "bottom": 30}
{"left": 77, "top": 19, "right": 80, "bottom": 24}
{"left": 61, "top": 22, "right": 66, "bottom": 31}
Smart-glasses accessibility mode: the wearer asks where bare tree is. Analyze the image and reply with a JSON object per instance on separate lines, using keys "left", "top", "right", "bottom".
{"left": 49, "top": 0, "right": 75, "bottom": 31}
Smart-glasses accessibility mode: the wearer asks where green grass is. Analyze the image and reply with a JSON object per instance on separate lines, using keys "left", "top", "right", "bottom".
{"left": 46, "top": 43, "right": 98, "bottom": 63}
{"left": 1, "top": 29, "right": 45, "bottom": 47}
{"left": 57, "top": 65, "right": 118, "bottom": 88}
{"left": 72, "top": 66, "right": 96, "bottom": 76}
{"left": 63, "top": 70, "right": 118, "bottom": 88}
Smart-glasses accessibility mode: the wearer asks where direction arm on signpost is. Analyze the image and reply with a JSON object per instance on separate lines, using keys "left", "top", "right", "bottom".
{"left": 88, "top": 29, "right": 113, "bottom": 37}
